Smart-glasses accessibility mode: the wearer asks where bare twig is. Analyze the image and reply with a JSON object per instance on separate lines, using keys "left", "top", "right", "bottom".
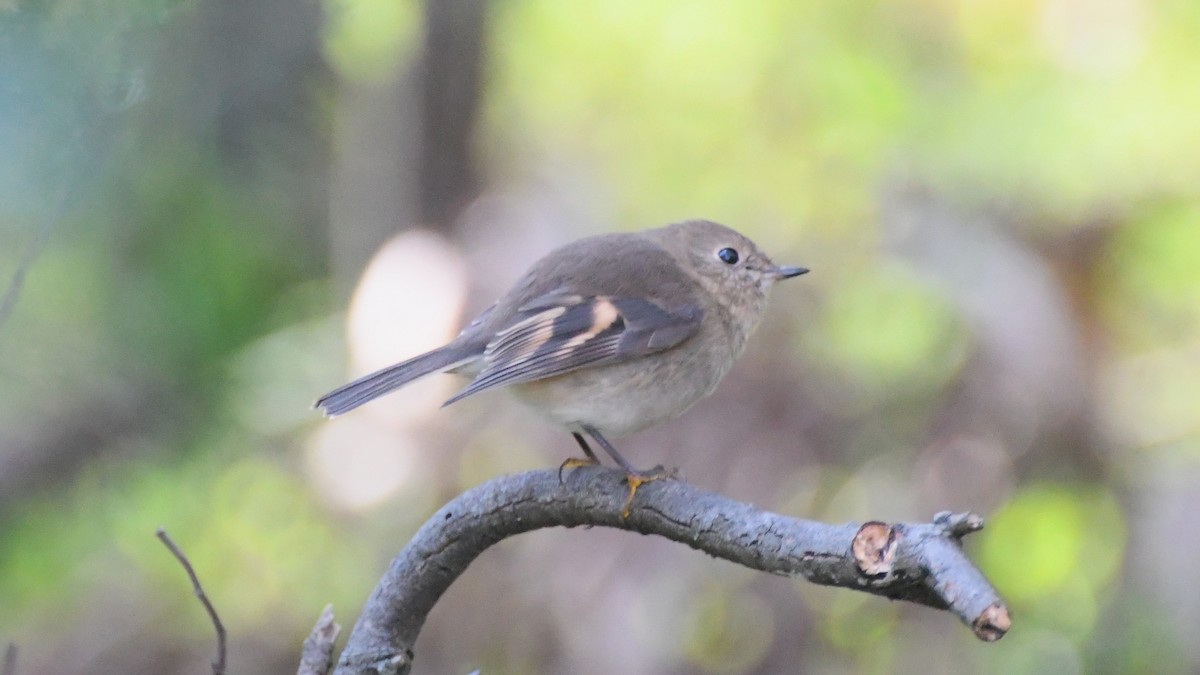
{"left": 297, "top": 604, "right": 342, "bottom": 675}
{"left": 2, "top": 643, "right": 16, "bottom": 675}
{"left": 331, "top": 467, "right": 1009, "bottom": 675}
{"left": 156, "top": 528, "right": 227, "bottom": 675}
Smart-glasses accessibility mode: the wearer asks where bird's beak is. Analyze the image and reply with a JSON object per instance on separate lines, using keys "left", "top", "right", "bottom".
{"left": 773, "top": 265, "right": 809, "bottom": 279}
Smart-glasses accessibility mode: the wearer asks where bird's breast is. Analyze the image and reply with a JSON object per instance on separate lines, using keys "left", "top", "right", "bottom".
{"left": 509, "top": 329, "right": 734, "bottom": 438}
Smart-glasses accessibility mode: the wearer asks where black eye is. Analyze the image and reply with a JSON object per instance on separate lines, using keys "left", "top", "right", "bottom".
{"left": 717, "top": 247, "right": 739, "bottom": 265}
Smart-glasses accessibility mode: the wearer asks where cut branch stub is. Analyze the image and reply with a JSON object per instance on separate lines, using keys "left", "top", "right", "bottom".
{"left": 973, "top": 602, "right": 1013, "bottom": 642}
{"left": 853, "top": 521, "right": 900, "bottom": 577}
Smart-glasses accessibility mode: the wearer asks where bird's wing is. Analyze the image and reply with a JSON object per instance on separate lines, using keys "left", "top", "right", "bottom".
{"left": 443, "top": 292, "right": 702, "bottom": 405}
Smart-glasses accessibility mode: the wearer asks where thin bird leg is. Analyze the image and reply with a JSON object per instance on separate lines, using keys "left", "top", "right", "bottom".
{"left": 572, "top": 432, "right": 601, "bottom": 463}
{"left": 581, "top": 425, "right": 674, "bottom": 517}
{"left": 558, "top": 432, "right": 602, "bottom": 483}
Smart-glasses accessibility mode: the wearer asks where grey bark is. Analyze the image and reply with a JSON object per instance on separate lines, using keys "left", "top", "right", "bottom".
{"left": 326, "top": 467, "right": 1009, "bottom": 675}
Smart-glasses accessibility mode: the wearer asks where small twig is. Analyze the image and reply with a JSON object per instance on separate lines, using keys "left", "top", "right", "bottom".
{"left": 297, "top": 604, "right": 342, "bottom": 675}
{"left": 2, "top": 643, "right": 16, "bottom": 675}
{"left": 156, "top": 528, "right": 227, "bottom": 675}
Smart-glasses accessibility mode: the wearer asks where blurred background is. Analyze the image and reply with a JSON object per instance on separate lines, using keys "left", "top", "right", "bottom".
{"left": 2, "top": 0, "right": 1198, "bottom": 673}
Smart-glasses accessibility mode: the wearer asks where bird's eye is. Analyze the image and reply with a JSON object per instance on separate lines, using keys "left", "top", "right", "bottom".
{"left": 717, "top": 247, "right": 740, "bottom": 265}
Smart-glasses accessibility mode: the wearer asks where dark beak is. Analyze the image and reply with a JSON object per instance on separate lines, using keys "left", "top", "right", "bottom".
{"left": 773, "top": 265, "right": 809, "bottom": 279}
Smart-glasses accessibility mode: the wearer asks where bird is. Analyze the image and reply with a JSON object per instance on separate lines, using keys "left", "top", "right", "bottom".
{"left": 316, "top": 219, "right": 808, "bottom": 513}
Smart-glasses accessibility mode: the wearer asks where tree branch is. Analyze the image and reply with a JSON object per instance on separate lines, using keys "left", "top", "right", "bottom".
{"left": 156, "top": 528, "right": 227, "bottom": 675}
{"left": 298, "top": 604, "right": 342, "bottom": 675}
{"left": 332, "top": 467, "right": 1009, "bottom": 675}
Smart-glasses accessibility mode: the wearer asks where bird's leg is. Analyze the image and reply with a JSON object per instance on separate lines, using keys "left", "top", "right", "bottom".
{"left": 582, "top": 425, "right": 675, "bottom": 517}
{"left": 558, "top": 432, "right": 602, "bottom": 483}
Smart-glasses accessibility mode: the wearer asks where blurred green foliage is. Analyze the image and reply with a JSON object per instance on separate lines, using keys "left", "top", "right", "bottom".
{"left": 808, "top": 263, "right": 966, "bottom": 393}
{"left": 981, "top": 483, "right": 1124, "bottom": 611}
{"left": 324, "top": 0, "right": 419, "bottom": 81}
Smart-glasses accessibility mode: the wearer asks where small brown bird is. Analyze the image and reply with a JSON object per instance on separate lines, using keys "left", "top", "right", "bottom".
{"left": 316, "top": 220, "right": 807, "bottom": 511}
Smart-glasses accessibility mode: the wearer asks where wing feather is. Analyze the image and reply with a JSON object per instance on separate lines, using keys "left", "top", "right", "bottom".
{"left": 443, "top": 295, "right": 701, "bottom": 405}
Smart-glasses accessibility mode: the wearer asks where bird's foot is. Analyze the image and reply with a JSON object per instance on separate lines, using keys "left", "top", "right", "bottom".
{"left": 621, "top": 465, "right": 677, "bottom": 518}
{"left": 557, "top": 455, "right": 600, "bottom": 483}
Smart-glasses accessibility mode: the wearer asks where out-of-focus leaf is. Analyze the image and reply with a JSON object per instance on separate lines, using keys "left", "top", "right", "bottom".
{"left": 980, "top": 483, "right": 1125, "bottom": 606}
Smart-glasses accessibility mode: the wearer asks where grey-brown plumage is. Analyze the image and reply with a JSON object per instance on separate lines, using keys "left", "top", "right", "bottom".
{"left": 316, "top": 219, "right": 807, "bottom": 505}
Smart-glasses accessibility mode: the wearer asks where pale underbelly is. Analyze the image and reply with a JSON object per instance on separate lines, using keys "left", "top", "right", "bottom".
{"left": 509, "top": 352, "right": 728, "bottom": 438}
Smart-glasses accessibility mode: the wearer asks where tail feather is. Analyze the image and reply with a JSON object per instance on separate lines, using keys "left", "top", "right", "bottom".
{"left": 315, "top": 345, "right": 473, "bottom": 416}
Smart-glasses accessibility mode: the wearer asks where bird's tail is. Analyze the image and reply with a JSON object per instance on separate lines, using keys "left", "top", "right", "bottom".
{"left": 315, "top": 345, "right": 474, "bottom": 417}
